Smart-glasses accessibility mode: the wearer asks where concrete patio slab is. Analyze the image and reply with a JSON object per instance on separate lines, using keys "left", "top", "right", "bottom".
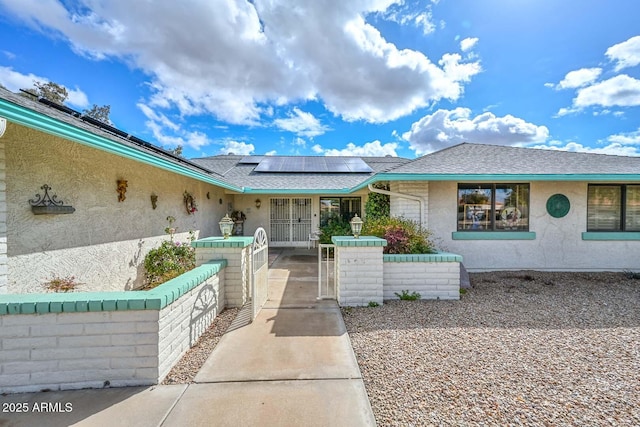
{"left": 163, "top": 380, "right": 376, "bottom": 427}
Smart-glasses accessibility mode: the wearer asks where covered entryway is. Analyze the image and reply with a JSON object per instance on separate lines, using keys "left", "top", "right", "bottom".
{"left": 269, "top": 197, "right": 312, "bottom": 247}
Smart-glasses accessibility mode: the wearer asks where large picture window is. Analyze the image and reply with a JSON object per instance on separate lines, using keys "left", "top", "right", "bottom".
{"left": 587, "top": 184, "right": 640, "bottom": 231}
{"left": 320, "top": 197, "right": 361, "bottom": 226}
{"left": 457, "top": 184, "right": 530, "bottom": 231}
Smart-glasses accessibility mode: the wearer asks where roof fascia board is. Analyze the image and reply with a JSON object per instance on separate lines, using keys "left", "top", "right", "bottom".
{"left": 242, "top": 188, "right": 355, "bottom": 194}
{"left": 0, "top": 99, "right": 243, "bottom": 192}
{"left": 371, "top": 173, "right": 640, "bottom": 182}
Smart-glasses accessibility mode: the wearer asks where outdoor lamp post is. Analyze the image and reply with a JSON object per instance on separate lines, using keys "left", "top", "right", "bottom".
{"left": 350, "top": 214, "right": 363, "bottom": 239}
{"left": 219, "top": 214, "right": 234, "bottom": 239}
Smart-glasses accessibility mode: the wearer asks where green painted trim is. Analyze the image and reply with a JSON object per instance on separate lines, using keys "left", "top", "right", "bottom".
{"left": 383, "top": 252, "right": 463, "bottom": 262}
{"left": 191, "top": 236, "right": 254, "bottom": 248}
{"left": 582, "top": 232, "right": 640, "bottom": 241}
{"left": 0, "top": 99, "right": 242, "bottom": 192}
{"left": 452, "top": 231, "right": 536, "bottom": 240}
{"left": 0, "top": 260, "right": 226, "bottom": 315}
{"left": 331, "top": 236, "right": 387, "bottom": 247}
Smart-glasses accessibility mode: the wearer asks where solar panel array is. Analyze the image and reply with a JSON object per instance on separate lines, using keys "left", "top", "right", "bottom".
{"left": 253, "top": 157, "right": 373, "bottom": 173}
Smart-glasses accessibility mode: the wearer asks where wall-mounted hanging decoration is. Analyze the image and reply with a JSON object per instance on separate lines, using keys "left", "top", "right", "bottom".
{"left": 117, "top": 179, "right": 128, "bottom": 202}
{"left": 207, "top": 192, "right": 211, "bottom": 200}
{"left": 29, "top": 184, "right": 75, "bottom": 215}
{"left": 184, "top": 191, "right": 198, "bottom": 215}
{"left": 255, "top": 198, "right": 262, "bottom": 209}
{"left": 150, "top": 193, "right": 158, "bottom": 210}
{"left": 546, "top": 194, "right": 570, "bottom": 218}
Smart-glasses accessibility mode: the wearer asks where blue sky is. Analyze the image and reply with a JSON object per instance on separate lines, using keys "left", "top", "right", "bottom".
{"left": 0, "top": 0, "right": 639, "bottom": 160}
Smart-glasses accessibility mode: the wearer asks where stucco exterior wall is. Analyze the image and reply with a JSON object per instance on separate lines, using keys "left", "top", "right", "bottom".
{"left": 5, "top": 123, "right": 231, "bottom": 292}
{"left": 0, "top": 137, "right": 6, "bottom": 294}
{"left": 426, "top": 180, "right": 640, "bottom": 271}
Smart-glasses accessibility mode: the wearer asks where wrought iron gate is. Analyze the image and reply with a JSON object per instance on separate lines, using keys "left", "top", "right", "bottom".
{"left": 251, "top": 227, "right": 269, "bottom": 320}
{"left": 270, "top": 197, "right": 312, "bottom": 246}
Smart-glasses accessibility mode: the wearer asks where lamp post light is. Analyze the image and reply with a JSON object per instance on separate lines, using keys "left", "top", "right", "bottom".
{"left": 219, "top": 214, "right": 234, "bottom": 239}
{"left": 350, "top": 214, "right": 363, "bottom": 239}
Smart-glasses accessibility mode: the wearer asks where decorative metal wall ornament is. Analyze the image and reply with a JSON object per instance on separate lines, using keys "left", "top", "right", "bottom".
{"left": 184, "top": 191, "right": 198, "bottom": 215}
{"left": 0, "top": 117, "right": 6, "bottom": 138}
{"left": 150, "top": 193, "right": 158, "bottom": 210}
{"left": 116, "top": 179, "right": 128, "bottom": 202}
{"left": 546, "top": 194, "right": 570, "bottom": 218}
{"left": 29, "top": 184, "right": 75, "bottom": 215}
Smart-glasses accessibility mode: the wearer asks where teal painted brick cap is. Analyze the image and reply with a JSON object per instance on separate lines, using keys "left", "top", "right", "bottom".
{"left": 383, "top": 252, "right": 463, "bottom": 262}
{"left": 331, "top": 236, "right": 388, "bottom": 247}
{"left": 191, "top": 236, "right": 254, "bottom": 248}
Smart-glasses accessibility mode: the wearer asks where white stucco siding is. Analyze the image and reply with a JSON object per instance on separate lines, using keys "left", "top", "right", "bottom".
{"left": 0, "top": 138, "right": 6, "bottom": 294}
{"left": 427, "top": 180, "right": 640, "bottom": 271}
{"left": 6, "top": 124, "right": 231, "bottom": 292}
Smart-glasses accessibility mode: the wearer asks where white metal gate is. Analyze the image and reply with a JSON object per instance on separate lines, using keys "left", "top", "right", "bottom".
{"left": 251, "top": 227, "right": 269, "bottom": 320}
{"left": 270, "top": 198, "right": 312, "bottom": 246}
{"left": 318, "top": 244, "right": 336, "bottom": 300}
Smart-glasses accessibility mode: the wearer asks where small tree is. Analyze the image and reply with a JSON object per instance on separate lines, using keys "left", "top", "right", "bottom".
{"left": 83, "top": 104, "right": 111, "bottom": 123}
{"left": 27, "top": 81, "right": 69, "bottom": 103}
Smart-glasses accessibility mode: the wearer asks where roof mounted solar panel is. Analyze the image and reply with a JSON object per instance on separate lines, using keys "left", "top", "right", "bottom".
{"left": 254, "top": 156, "right": 373, "bottom": 173}
{"left": 239, "top": 156, "right": 264, "bottom": 164}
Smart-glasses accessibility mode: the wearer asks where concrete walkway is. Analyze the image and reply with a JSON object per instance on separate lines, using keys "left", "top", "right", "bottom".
{"left": 0, "top": 249, "right": 376, "bottom": 427}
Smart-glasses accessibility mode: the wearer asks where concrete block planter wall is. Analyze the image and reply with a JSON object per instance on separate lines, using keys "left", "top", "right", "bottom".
{"left": 0, "top": 260, "right": 226, "bottom": 394}
{"left": 383, "top": 253, "right": 462, "bottom": 300}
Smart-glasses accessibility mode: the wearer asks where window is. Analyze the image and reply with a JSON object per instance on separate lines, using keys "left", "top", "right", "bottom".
{"left": 320, "top": 197, "right": 361, "bottom": 226}
{"left": 457, "top": 184, "right": 530, "bottom": 231}
{"left": 587, "top": 184, "right": 640, "bottom": 231}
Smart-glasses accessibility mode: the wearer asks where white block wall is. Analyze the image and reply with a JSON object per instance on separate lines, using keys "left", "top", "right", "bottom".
{"left": 158, "top": 272, "right": 223, "bottom": 380}
{"left": 383, "top": 261, "right": 460, "bottom": 300}
{"left": 196, "top": 247, "right": 249, "bottom": 307}
{"left": 0, "top": 270, "right": 224, "bottom": 394}
{"left": 0, "top": 310, "right": 160, "bottom": 394}
{"left": 335, "top": 246, "right": 384, "bottom": 306}
{"left": 389, "top": 181, "right": 428, "bottom": 227}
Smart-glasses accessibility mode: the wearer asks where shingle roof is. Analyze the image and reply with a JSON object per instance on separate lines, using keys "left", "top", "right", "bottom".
{"left": 387, "top": 143, "right": 640, "bottom": 176}
{"left": 190, "top": 155, "right": 411, "bottom": 191}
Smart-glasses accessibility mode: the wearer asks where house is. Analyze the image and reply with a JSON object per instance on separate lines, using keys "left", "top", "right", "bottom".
{"left": 0, "top": 87, "right": 638, "bottom": 294}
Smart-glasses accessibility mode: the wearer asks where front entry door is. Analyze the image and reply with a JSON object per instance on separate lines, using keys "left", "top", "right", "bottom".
{"left": 270, "top": 198, "right": 312, "bottom": 246}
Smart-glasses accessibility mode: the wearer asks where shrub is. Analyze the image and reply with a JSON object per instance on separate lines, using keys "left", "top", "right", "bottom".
{"left": 365, "top": 182, "right": 390, "bottom": 220}
{"left": 144, "top": 219, "right": 196, "bottom": 288}
{"left": 319, "top": 217, "right": 352, "bottom": 244}
{"left": 362, "top": 216, "right": 435, "bottom": 254}
{"left": 42, "top": 274, "right": 81, "bottom": 293}
{"left": 395, "top": 290, "right": 421, "bottom": 300}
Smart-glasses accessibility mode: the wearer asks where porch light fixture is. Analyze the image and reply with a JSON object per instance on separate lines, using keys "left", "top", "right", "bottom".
{"left": 219, "top": 214, "right": 234, "bottom": 239}
{"left": 255, "top": 198, "right": 261, "bottom": 209}
{"left": 350, "top": 214, "right": 363, "bottom": 239}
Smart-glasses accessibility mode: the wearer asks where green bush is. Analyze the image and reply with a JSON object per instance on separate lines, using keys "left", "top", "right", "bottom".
{"left": 144, "top": 219, "right": 196, "bottom": 288}
{"left": 395, "top": 290, "right": 421, "bottom": 300}
{"left": 319, "top": 217, "right": 352, "bottom": 244}
{"left": 362, "top": 216, "right": 435, "bottom": 254}
{"left": 364, "top": 182, "right": 390, "bottom": 220}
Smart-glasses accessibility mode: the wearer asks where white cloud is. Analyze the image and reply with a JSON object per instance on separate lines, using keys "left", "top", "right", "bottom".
{"left": 556, "top": 68, "right": 602, "bottom": 89}
{"left": 0, "top": 0, "right": 481, "bottom": 124}
{"left": 219, "top": 140, "right": 255, "bottom": 155}
{"left": 313, "top": 140, "right": 398, "bottom": 157}
{"left": 573, "top": 74, "right": 640, "bottom": 108}
{"left": 403, "top": 108, "right": 549, "bottom": 155}
{"left": 606, "top": 35, "right": 640, "bottom": 71}
{"left": 138, "top": 102, "right": 211, "bottom": 150}
{"left": 460, "top": 37, "right": 478, "bottom": 52}
{"left": 607, "top": 128, "right": 640, "bottom": 145}
{"left": 273, "top": 108, "right": 330, "bottom": 137}
{"left": 0, "top": 66, "right": 89, "bottom": 107}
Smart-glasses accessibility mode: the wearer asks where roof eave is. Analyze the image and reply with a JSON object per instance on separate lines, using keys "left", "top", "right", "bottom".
{"left": 0, "top": 98, "right": 243, "bottom": 192}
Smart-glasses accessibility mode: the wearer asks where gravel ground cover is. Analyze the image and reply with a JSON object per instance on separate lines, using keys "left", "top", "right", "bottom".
{"left": 342, "top": 271, "right": 640, "bottom": 426}
{"left": 162, "top": 307, "right": 238, "bottom": 384}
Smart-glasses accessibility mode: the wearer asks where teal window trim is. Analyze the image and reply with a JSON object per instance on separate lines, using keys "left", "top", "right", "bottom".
{"left": 452, "top": 231, "right": 536, "bottom": 240}
{"left": 582, "top": 232, "right": 640, "bottom": 241}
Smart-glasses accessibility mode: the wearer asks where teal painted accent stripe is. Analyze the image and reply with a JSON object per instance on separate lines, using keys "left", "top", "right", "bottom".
{"left": 0, "top": 99, "right": 242, "bottom": 192}
{"left": 191, "top": 236, "right": 254, "bottom": 248}
{"left": 452, "top": 231, "right": 536, "bottom": 240}
{"left": 383, "top": 252, "right": 463, "bottom": 262}
{"left": 582, "top": 232, "right": 640, "bottom": 241}
{"left": 0, "top": 260, "right": 226, "bottom": 315}
{"left": 374, "top": 173, "right": 640, "bottom": 182}
{"left": 331, "top": 236, "right": 387, "bottom": 247}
